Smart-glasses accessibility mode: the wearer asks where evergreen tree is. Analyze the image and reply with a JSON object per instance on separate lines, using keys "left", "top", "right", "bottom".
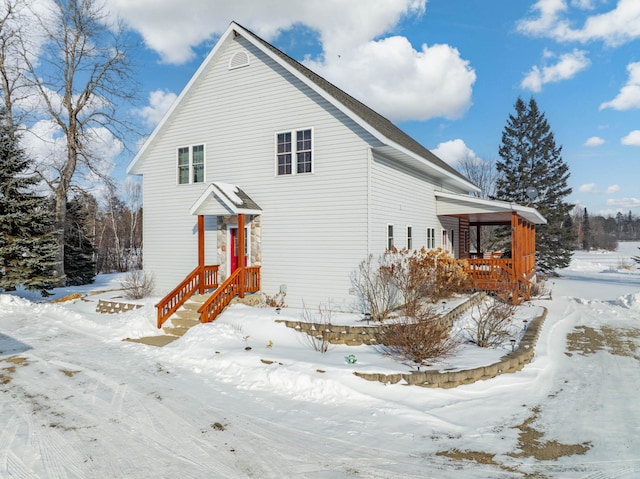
{"left": 0, "top": 110, "right": 60, "bottom": 295}
{"left": 64, "top": 194, "right": 96, "bottom": 286}
{"left": 582, "top": 208, "right": 591, "bottom": 251}
{"left": 496, "top": 97, "right": 575, "bottom": 274}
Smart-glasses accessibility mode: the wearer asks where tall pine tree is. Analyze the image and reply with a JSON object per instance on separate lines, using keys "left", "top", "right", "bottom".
{"left": 582, "top": 208, "right": 591, "bottom": 251}
{"left": 496, "top": 97, "right": 574, "bottom": 274}
{"left": 64, "top": 194, "right": 96, "bottom": 286}
{"left": 0, "top": 110, "right": 60, "bottom": 295}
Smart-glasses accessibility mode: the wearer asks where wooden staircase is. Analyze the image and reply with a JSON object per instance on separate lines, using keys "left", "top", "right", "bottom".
{"left": 162, "top": 294, "right": 211, "bottom": 337}
{"left": 156, "top": 265, "right": 261, "bottom": 329}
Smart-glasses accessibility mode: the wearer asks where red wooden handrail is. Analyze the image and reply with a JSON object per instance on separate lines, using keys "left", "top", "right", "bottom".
{"left": 155, "top": 265, "right": 219, "bottom": 329}
{"left": 198, "top": 266, "right": 261, "bottom": 324}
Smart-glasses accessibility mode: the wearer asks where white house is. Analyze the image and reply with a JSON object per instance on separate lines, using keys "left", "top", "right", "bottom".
{"left": 127, "top": 22, "right": 545, "bottom": 327}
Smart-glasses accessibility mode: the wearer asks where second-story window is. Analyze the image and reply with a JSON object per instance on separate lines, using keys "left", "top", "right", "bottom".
{"left": 276, "top": 128, "right": 313, "bottom": 176}
{"left": 177, "top": 144, "right": 205, "bottom": 184}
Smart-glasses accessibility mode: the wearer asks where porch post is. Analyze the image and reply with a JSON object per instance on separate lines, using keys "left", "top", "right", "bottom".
{"left": 198, "top": 215, "right": 205, "bottom": 294}
{"left": 511, "top": 212, "right": 520, "bottom": 299}
{"left": 476, "top": 224, "right": 481, "bottom": 257}
{"left": 238, "top": 213, "right": 245, "bottom": 298}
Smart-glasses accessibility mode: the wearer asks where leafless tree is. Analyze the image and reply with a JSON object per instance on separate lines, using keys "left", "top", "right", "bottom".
{"left": 457, "top": 155, "right": 497, "bottom": 200}
{"left": 14, "top": 0, "right": 139, "bottom": 284}
{"left": 0, "top": 0, "right": 29, "bottom": 135}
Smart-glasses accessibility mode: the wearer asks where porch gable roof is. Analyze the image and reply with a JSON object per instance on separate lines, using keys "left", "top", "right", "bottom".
{"left": 190, "top": 182, "right": 262, "bottom": 216}
{"left": 435, "top": 191, "right": 546, "bottom": 225}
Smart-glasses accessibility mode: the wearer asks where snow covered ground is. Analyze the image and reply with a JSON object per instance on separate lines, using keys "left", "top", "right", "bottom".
{"left": 1, "top": 244, "right": 640, "bottom": 478}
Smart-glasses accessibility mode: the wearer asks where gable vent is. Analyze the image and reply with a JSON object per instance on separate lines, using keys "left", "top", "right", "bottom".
{"left": 229, "top": 50, "right": 250, "bottom": 70}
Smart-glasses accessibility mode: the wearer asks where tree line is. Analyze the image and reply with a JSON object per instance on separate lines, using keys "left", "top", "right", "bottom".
{"left": 572, "top": 208, "right": 640, "bottom": 252}
{"left": 0, "top": 107, "right": 142, "bottom": 294}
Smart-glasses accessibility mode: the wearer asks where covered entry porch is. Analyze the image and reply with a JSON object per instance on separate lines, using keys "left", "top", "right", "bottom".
{"left": 435, "top": 191, "right": 546, "bottom": 303}
{"left": 155, "top": 183, "right": 262, "bottom": 328}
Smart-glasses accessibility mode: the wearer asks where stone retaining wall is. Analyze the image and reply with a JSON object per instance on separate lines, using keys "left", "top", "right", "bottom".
{"left": 96, "top": 299, "right": 143, "bottom": 314}
{"left": 276, "top": 292, "right": 488, "bottom": 346}
{"left": 354, "top": 307, "right": 547, "bottom": 388}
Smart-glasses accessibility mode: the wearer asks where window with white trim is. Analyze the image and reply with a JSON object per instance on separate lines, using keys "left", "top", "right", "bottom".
{"left": 387, "top": 224, "right": 394, "bottom": 250}
{"left": 177, "top": 144, "right": 205, "bottom": 184}
{"left": 276, "top": 128, "right": 313, "bottom": 175}
{"left": 407, "top": 226, "right": 413, "bottom": 250}
{"left": 426, "top": 227, "right": 435, "bottom": 249}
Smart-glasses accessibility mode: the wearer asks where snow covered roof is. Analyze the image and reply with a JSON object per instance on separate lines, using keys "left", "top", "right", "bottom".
{"left": 190, "top": 182, "right": 262, "bottom": 216}
{"left": 435, "top": 191, "right": 547, "bottom": 225}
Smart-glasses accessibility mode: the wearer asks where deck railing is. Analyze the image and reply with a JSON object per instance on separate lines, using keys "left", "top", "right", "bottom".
{"left": 198, "top": 266, "right": 261, "bottom": 323}
{"left": 465, "top": 257, "right": 534, "bottom": 303}
{"left": 155, "top": 265, "right": 219, "bottom": 328}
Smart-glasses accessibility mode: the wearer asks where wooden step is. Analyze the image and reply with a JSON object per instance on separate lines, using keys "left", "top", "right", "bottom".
{"left": 170, "top": 317, "right": 199, "bottom": 328}
{"left": 173, "top": 309, "right": 200, "bottom": 321}
{"left": 163, "top": 326, "right": 190, "bottom": 337}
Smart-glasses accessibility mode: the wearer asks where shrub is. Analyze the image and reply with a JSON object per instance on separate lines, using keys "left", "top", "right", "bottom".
{"left": 261, "top": 291, "right": 287, "bottom": 308}
{"left": 350, "top": 254, "right": 400, "bottom": 322}
{"left": 121, "top": 270, "right": 154, "bottom": 299}
{"left": 463, "top": 297, "right": 516, "bottom": 348}
{"left": 376, "top": 306, "right": 459, "bottom": 370}
{"left": 301, "top": 300, "right": 334, "bottom": 353}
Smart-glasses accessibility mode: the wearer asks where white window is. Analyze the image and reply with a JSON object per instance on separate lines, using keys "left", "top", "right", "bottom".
{"left": 407, "top": 226, "right": 413, "bottom": 250}
{"left": 177, "top": 144, "right": 205, "bottom": 184}
{"left": 276, "top": 128, "right": 313, "bottom": 176}
{"left": 387, "top": 224, "right": 394, "bottom": 250}
{"left": 450, "top": 229, "right": 455, "bottom": 254}
{"left": 426, "top": 227, "right": 435, "bottom": 249}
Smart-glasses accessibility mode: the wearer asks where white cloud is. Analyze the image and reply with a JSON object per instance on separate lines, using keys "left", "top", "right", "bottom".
{"left": 607, "top": 197, "right": 640, "bottom": 208}
{"left": 133, "top": 89, "right": 178, "bottom": 128}
{"left": 521, "top": 49, "right": 590, "bottom": 92}
{"left": 600, "top": 62, "right": 640, "bottom": 110}
{"left": 584, "top": 136, "right": 604, "bottom": 146}
{"left": 579, "top": 183, "right": 621, "bottom": 194}
{"left": 621, "top": 130, "right": 640, "bottom": 145}
{"left": 306, "top": 37, "right": 475, "bottom": 121}
{"left": 105, "top": 0, "right": 475, "bottom": 122}
{"left": 106, "top": 0, "right": 426, "bottom": 64}
{"left": 431, "top": 139, "right": 479, "bottom": 167}
{"left": 578, "top": 183, "right": 597, "bottom": 193}
{"left": 517, "top": 0, "right": 640, "bottom": 46}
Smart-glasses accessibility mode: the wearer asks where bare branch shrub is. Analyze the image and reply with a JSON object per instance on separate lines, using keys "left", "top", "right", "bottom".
{"left": 301, "top": 301, "right": 335, "bottom": 353}
{"left": 350, "top": 254, "right": 400, "bottom": 322}
{"left": 529, "top": 278, "right": 551, "bottom": 299}
{"left": 381, "top": 248, "right": 469, "bottom": 314}
{"left": 463, "top": 297, "right": 516, "bottom": 348}
{"left": 376, "top": 307, "right": 459, "bottom": 370}
{"left": 261, "top": 291, "right": 287, "bottom": 308}
{"left": 121, "top": 270, "right": 154, "bottom": 300}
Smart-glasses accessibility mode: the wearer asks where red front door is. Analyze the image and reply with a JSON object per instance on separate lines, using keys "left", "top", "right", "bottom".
{"left": 230, "top": 227, "right": 247, "bottom": 273}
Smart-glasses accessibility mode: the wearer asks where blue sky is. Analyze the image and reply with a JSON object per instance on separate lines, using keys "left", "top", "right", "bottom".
{"left": 108, "top": 0, "right": 640, "bottom": 217}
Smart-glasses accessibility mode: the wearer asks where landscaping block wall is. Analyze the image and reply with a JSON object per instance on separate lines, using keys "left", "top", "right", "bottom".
{"left": 354, "top": 307, "right": 547, "bottom": 388}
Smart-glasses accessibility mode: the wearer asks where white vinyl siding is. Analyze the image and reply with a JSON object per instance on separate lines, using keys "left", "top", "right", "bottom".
{"left": 369, "top": 152, "right": 440, "bottom": 256}
{"left": 139, "top": 36, "right": 375, "bottom": 307}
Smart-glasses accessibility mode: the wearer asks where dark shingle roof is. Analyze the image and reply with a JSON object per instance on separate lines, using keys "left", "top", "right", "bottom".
{"left": 235, "top": 22, "right": 472, "bottom": 186}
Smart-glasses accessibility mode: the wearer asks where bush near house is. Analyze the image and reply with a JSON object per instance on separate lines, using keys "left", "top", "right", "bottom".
{"left": 351, "top": 248, "right": 469, "bottom": 322}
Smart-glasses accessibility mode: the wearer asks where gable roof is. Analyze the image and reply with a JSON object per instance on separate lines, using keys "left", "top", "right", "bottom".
{"left": 128, "top": 21, "right": 479, "bottom": 193}
{"left": 190, "top": 182, "right": 262, "bottom": 216}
